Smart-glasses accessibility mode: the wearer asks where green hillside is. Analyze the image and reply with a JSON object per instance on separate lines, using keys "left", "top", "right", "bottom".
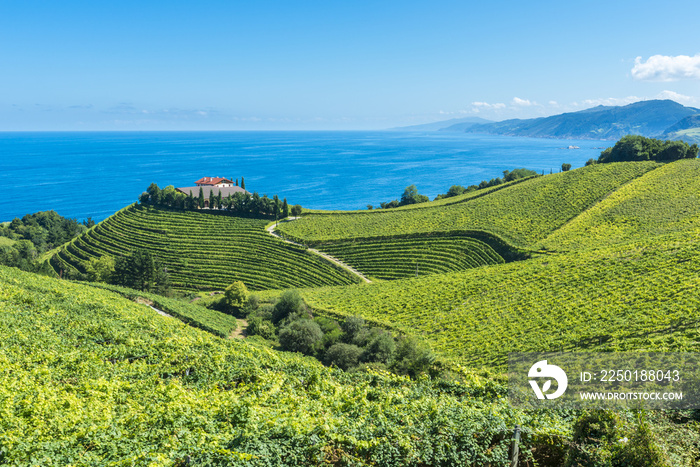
{"left": 50, "top": 205, "right": 360, "bottom": 291}
{"left": 0, "top": 264, "right": 572, "bottom": 465}
{"left": 301, "top": 230, "right": 700, "bottom": 367}
{"left": 542, "top": 159, "right": 700, "bottom": 251}
{"left": 278, "top": 162, "right": 658, "bottom": 248}
{"left": 313, "top": 233, "right": 506, "bottom": 280}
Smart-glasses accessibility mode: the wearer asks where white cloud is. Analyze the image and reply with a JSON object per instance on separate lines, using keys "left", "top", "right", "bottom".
{"left": 471, "top": 101, "right": 506, "bottom": 109}
{"left": 512, "top": 97, "right": 533, "bottom": 106}
{"left": 631, "top": 54, "right": 700, "bottom": 81}
{"left": 656, "top": 90, "right": 697, "bottom": 105}
{"left": 580, "top": 96, "right": 642, "bottom": 107}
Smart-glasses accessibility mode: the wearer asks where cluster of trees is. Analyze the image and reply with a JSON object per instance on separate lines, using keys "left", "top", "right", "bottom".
{"left": 433, "top": 168, "right": 539, "bottom": 201}
{"left": 370, "top": 184, "right": 430, "bottom": 210}
{"left": 139, "top": 183, "right": 302, "bottom": 218}
{"left": 368, "top": 169, "right": 540, "bottom": 210}
{"left": 0, "top": 211, "right": 88, "bottom": 273}
{"left": 81, "top": 249, "right": 171, "bottom": 294}
{"left": 229, "top": 288, "right": 436, "bottom": 378}
{"left": 597, "top": 135, "right": 699, "bottom": 164}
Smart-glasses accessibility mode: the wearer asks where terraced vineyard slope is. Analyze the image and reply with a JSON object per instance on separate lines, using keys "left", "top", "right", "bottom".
{"left": 542, "top": 158, "right": 700, "bottom": 251}
{"left": 278, "top": 162, "right": 659, "bottom": 248}
{"left": 313, "top": 232, "right": 506, "bottom": 280}
{"left": 302, "top": 230, "right": 700, "bottom": 366}
{"left": 51, "top": 205, "right": 360, "bottom": 291}
{"left": 0, "top": 265, "right": 570, "bottom": 465}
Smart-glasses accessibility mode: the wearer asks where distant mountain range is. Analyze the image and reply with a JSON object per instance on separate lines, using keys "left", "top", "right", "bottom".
{"left": 389, "top": 117, "right": 493, "bottom": 132}
{"left": 393, "top": 100, "right": 700, "bottom": 142}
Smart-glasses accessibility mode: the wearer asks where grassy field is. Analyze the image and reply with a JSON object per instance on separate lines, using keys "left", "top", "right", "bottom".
{"left": 86, "top": 282, "right": 239, "bottom": 338}
{"left": 277, "top": 162, "right": 659, "bottom": 248}
{"left": 314, "top": 233, "right": 506, "bottom": 280}
{"left": 542, "top": 159, "right": 700, "bottom": 251}
{"left": 50, "top": 205, "right": 360, "bottom": 291}
{"left": 299, "top": 230, "right": 700, "bottom": 366}
{"left": 0, "top": 264, "right": 577, "bottom": 465}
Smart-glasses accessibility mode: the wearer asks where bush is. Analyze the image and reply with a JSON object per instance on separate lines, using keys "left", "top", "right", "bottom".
{"left": 361, "top": 331, "right": 396, "bottom": 364}
{"left": 241, "top": 294, "right": 260, "bottom": 316}
{"left": 565, "top": 410, "right": 620, "bottom": 466}
{"left": 246, "top": 316, "right": 276, "bottom": 340}
{"left": 610, "top": 418, "right": 669, "bottom": 467}
{"left": 224, "top": 281, "right": 249, "bottom": 309}
{"left": 324, "top": 343, "right": 363, "bottom": 370}
{"left": 278, "top": 319, "right": 324, "bottom": 356}
{"left": 390, "top": 336, "right": 435, "bottom": 378}
{"left": 562, "top": 163, "right": 572, "bottom": 172}
{"left": 272, "top": 289, "right": 307, "bottom": 324}
{"left": 341, "top": 316, "right": 365, "bottom": 343}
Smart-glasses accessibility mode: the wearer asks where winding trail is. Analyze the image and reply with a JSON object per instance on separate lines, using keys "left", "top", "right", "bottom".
{"left": 266, "top": 219, "right": 371, "bottom": 284}
{"left": 135, "top": 297, "right": 174, "bottom": 318}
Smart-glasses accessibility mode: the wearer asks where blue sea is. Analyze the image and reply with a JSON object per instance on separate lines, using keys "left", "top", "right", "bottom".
{"left": 0, "top": 131, "right": 608, "bottom": 222}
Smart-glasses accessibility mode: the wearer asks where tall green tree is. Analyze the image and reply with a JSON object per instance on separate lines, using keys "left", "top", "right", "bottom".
{"left": 198, "top": 187, "right": 205, "bottom": 209}
{"left": 282, "top": 198, "right": 289, "bottom": 218}
{"left": 241, "top": 177, "right": 245, "bottom": 190}
{"left": 400, "top": 185, "right": 429, "bottom": 206}
{"left": 147, "top": 183, "right": 161, "bottom": 204}
{"left": 112, "top": 250, "right": 170, "bottom": 294}
{"left": 273, "top": 195, "right": 281, "bottom": 218}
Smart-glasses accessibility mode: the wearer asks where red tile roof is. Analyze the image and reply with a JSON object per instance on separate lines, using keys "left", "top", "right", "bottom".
{"left": 195, "top": 177, "right": 233, "bottom": 185}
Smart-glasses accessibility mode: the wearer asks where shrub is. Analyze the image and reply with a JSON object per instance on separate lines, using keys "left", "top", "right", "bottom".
{"left": 246, "top": 316, "right": 276, "bottom": 340}
{"left": 390, "top": 336, "right": 435, "bottom": 378}
{"left": 241, "top": 294, "right": 260, "bottom": 316}
{"left": 610, "top": 418, "right": 669, "bottom": 467}
{"left": 361, "top": 331, "right": 396, "bottom": 364}
{"left": 562, "top": 163, "right": 572, "bottom": 172}
{"left": 224, "top": 281, "right": 249, "bottom": 308}
{"left": 324, "top": 343, "right": 363, "bottom": 370}
{"left": 564, "top": 410, "right": 620, "bottom": 466}
{"left": 278, "top": 319, "right": 324, "bottom": 356}
{"left": 272, "top": 289, "right": 307, "bottom": 324}
{"left": 341, "top": 316, "right": 365, "bottom": 343}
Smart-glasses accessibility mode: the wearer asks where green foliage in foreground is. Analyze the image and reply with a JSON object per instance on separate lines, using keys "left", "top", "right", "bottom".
{"left": 301, "top": 231, "right": 700, "bottom": 367}
{"left": 278, "top": 162, "right": 658, "bottom": 248}
{"left": 542, "top": 159, "right": 700, "bottom": 252}
{"left": 50, "top": 205, "right": 360, "bottom": 291}
{"left": 0, "top": 265, "right": 575, "bottom": 466}
{"left": 315, "top": 233, "right": 505, "bottom": 280}
{"left": 87, "top": 282, "right": 238, "bottom": 338}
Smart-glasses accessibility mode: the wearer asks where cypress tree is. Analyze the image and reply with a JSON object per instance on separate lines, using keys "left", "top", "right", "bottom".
{"left": 216, "top": 190, "right": 222, "bottom": 210}
{"left": 235, "top": 178, "right": 239, "bottom": 186}
{"left": 198, "top": 187, "right": 205, "bottom": 209}
{"left": 282, "top": 198, "right": 289, "bottom": 218}
{"left": 188, "top": 191, "right": 194, "bottom": 210}
{"left": 209, "top": 189, "right": 216, "bottom": 209}
{"left": 241, "top": 177, "right": 245, "bottom": 190}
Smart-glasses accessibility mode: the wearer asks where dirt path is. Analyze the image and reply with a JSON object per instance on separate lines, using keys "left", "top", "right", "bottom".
{"left": 135, "top": 297, "right": 174, "bottom": 318}
{"left": 266, "top": 220, "right": 371, "bottom": 283}
{"left": 229, "top": 319, "right": 249, "bottom": 339}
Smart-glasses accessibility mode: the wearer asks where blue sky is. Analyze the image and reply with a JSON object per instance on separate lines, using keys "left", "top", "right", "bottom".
{"left": 2, "top": 0, "right": 700, "bottom": 130}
